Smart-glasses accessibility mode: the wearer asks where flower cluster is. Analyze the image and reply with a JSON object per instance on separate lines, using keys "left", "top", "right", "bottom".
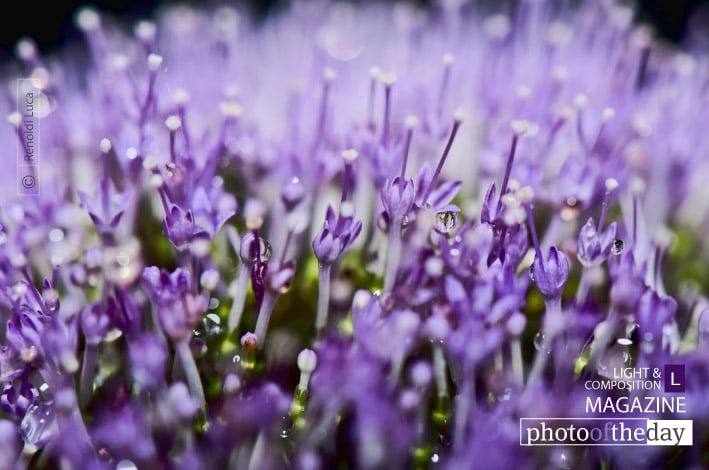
{"left": 1, "top": 1, "right": 709, "bottom": 469}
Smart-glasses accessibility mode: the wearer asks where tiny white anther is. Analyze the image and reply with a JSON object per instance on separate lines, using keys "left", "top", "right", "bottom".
{"left": 573, "top": 94, "right": 588, "bottom": 109}
{"left": 380, "top": 72, "right": 397, "bottom": 87}
{"left": 501, "top": 193, "right": 520, "bottom": 208}
{"left": 605, "top": 178, "right": 619, "bottom": 192}
{"left": 353, "top": 289, "right": 372, "bottom": 309}
{"left": 602, "top": 107, "right": 615, "bottom": 122}
{"left": 191, "top": 238, "right": 211, "bottom": 258}
{"left": 76, "top": 8, "right": 101, "bottom": 32}
{"left": 510, "top": 120, "right": 528, "bottom": 136}
{"left": 368, "top": 66, "right": 381, "bottom": 79}
{"left": 108, "top": 54, "right": 130, "bottom": 71}
{"left": 165, "top": 115, "right": 182, "bottom": 131}
{"left": 631, "top": 26, "right": 653, "bottom": 49}
{"left": 297, "top": 349, "right": 317, "bottom": 374}
{"left": 442, "top": 53, "right": 455, "bottom": 66}
{"left": 341, "top": 149, "right": 359, "bottom": 163}
{"left": 453, "top": 107, "right": 465, "bottom": 123}
{"left": 245, "top": 215, "right": 263, "bottom": 231}
{"left": 339, "top": 201, "right": 355, "bottom": 218}
{"left": 631, "top": 113, "right": 652, "bottom": 137}
{"left": 219, "top": 101, "right": 243, "bottom": 118}
{"left": 404, "top": 115, "right": 419, "bottom": 129}
{"left": 200, "top": 269, "right": 220, "bottom": 291}
{"left": 323, "top": 67, "right": 337, "bottom": 83}
{"left": 149, "top": 173, "right": 164, "bottom": 188}
{"left": 142, "top": 155, "right": 158, "bottom": 171}
{"left": 559, "top": 105, "right": 577, "bottom": 121}
{"left": 15, "top": 38, "right": 37, "bottom": 61}
{"left": 425, "top": 257, "right": 444, "bottom": 277}
{"left": 503, "top": 206, "right": 526, "bottom": 226}
{"left": 99, "top": 138, "right": 112, "bottom": 154}
{"left": 172, "top": 88, "right": 190, "bottom": 106}
{"left": 147, "top": 53, "right": 163, "bottom": 72}
{"left": 630, "top": 176, "right": 646, "bottom": 195}
{"left": 134, "top": 20, "right": 157, "bottom": 42}
{"left": 653, "top": 227, "right": 673, "bottom": 249}
{"left": 483, "top": 14, "right": 511, "bottom": 39}
{"left": 7, "top": 112, "right": 21, "bottom": 127}
{"left": 508, "top": 179, "right": 521, "bottom": 192}
{"left": 517, "top": 185, "right": 534, "bottom": 203}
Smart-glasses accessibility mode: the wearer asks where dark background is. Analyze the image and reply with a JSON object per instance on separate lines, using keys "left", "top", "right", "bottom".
{"left": 0, "top": 0, "right": 707, "bottom": 62}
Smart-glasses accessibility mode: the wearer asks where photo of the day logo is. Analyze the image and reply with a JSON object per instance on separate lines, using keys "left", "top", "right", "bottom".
{"left": 664, "top": 365, "right": 685, "bottom": 393}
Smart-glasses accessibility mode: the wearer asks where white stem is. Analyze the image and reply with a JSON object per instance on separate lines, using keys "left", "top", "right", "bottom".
{"left": 247, "top": 431, "right": 266, "bottom": 470}
{"left": 315, "top": 265, "right": 332, "bottom": 334}
{"left": 433, "top": 344, "right": 448, "bottom": 399}
{"left": 298, "top": 372, "right": 311, "bottom": 393}
{"left": 227, "top": 263, "right": 251, "bottom": 333}
{"left": 383, "top": 217, "right": 403, "bottom": 292}
{"left": 253, "top": 292, "right": 278, "bottom": 348}
{"left": 494, "top": 349, "right": 503, "bottom": 373}
{"left": 511, "top": 339, "right": 524, "bottom": 387}
{"left": 175, "top": 339, "right": 206, "bottom": 413}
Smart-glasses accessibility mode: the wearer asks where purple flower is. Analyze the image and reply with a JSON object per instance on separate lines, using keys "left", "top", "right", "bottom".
{"left": 531, "top": 246, "right": 570, "bottom": 301}
{"left": 577, "top": 218, "right": 617, "bottom": 266}
{"left": 311, "top": 204, "right": 362, "bottom": 266}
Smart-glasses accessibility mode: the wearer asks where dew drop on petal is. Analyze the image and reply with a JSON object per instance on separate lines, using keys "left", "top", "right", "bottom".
{"left": 247, "top": 238, "right": 272, "bottom": 263}
{"left": 116, "top": 460, "right": 138, "bottom": 470}
{"left": 434, "top": 210, "right": 459, "bottom": 234}
{"left": 616, "top": 338, "right": 632, "bottom": 346}
{"left": 20, "top": 403, "right": 58, "bottom": 448}
{"left": 533, "top": 332, "right": 551, "bottom": 354}
{"left": 611, "top": 239, "right": 624, "bottom": 255}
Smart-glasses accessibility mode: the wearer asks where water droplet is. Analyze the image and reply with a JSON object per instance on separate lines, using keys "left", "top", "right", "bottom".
{"left": 280, "top": 428, "right": 290, "bottom": 440}
{"left": 533, "top": 332, "right": 551, "bottom": 354}
{"left": 203, "top": 314, "right": 224, "bottom": 338}
{"left": 498, "top": 387, "right": 512, "bottom": 402}
{"left": 246, "top": 237, "right": 272, "bottom": 263}
{"left": 560, "top": 197, "right": 581, "bottom": 221}
{"left": 434, "top": 210, "right": 459, "bottom": 234}
{"left": 616, "top": 338, "right": 632, "bottom": 346}
{"left": 20, "top": 403, "right": 57, "bottom": 448}
{"left": 116, "top": 460, "right": 138, "bottom": 470}
{"left": 431, "top": 453, "right": 440, "bottom": 463}
{"left": 232, "top": 354, "right": 241, "bottom": 364}
{"left": 611, "top": 239, "right": 624, "bottom": 255}
{"left": 449, "top": 248, "right": 460, "bottom": 257}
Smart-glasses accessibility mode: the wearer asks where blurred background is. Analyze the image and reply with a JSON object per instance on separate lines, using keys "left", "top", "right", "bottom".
{"left": 1, "top": 0, "right": 708, "bottom": 65}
